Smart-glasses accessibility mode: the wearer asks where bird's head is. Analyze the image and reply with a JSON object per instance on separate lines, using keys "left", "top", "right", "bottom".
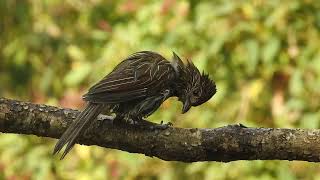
{"left": 172, "top": 52, "right": 216, "bottom": 113}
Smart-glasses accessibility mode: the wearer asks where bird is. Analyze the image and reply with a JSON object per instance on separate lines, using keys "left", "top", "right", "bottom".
{"left": 53, "top": 51, "right": 216, "bottom": 159}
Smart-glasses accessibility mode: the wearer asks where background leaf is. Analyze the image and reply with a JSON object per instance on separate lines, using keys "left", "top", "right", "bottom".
{"left": 1, "top": 0, "right": 320, "bottom": 179}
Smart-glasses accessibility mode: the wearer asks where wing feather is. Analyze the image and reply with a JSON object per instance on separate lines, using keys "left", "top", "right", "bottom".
{"left": 83, "top": 51, "right": 174, "bottom": 104}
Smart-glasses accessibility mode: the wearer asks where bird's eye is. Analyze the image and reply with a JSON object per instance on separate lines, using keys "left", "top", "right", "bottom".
{"left": 193, "top": 89, "right": 200, "bottom": 97}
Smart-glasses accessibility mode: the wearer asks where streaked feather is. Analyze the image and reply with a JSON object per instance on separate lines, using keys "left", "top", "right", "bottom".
{"left": 83, "top": 51, "right": 175, "bottom": 104}
{"left": 53, "top": 51, "right": 216, "bottom": 159}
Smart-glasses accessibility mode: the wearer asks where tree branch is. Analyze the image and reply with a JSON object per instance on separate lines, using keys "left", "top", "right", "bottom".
{"left": 0, "top": 97, "right": 319, "bottom": 162}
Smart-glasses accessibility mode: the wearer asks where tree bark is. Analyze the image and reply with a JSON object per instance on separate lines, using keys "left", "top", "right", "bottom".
{"left": 0, "top": 97, "right": 319, "bottom": 162}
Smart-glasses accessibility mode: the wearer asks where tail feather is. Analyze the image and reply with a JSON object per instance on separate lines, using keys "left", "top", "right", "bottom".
{"left": 53, "top": 103, "right": 104, "bottom": 159}
{"left": 53, "top": 104, "right": 93, "bottom": 154}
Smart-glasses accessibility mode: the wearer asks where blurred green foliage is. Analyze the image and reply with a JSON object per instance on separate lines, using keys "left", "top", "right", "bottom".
{"left": 1, "top": 0, "right": 320, "bottom": 179}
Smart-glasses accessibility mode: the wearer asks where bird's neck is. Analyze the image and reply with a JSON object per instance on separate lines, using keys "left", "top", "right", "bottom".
{"left": 170, "top": 61, "right": 189, "bottom": 99}
{"left": 171, "top": 74, "right": 187, "bottom": 99}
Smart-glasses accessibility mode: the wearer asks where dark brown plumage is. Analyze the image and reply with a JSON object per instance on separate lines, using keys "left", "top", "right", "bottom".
{"left": 53, "top": 51, "right": 216, "bottom": 159}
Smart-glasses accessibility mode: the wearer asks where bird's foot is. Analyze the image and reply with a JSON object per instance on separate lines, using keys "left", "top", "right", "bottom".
{"left": 112, "top": 116, "right": 173, "bottom": 130}
{"left": 132, "top": 119, "right": 156, "bottom": 127}
{"left": 129, "top": 119, "right": 173, "bottom": 131}
{"left": 227, "top": 123, "right": 248, "bottom": 128}
{"left": 161, "top": 120, "right": 173, "bottom": 126}
{"left": 112, "top": 116, "right": 128, "bottom": 126}
{"left": 150, "top": 121, "right": 173, "bottom": 130}
{"left": 239, "top": 123, "right": 247, "bottom": 128}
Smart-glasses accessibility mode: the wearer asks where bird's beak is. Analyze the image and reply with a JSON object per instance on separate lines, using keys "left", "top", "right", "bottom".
{"left": 182, "top": 99, "right": 191, "bottom": 114}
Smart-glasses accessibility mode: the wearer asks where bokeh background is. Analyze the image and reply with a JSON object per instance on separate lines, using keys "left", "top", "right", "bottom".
{"left": 1, "top": 0, "right": 320, "bottom": 179}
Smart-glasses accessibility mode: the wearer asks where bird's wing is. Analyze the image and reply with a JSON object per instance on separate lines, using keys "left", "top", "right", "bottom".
{"left": 83, "top": 51, "right": 174, "bottom": 103}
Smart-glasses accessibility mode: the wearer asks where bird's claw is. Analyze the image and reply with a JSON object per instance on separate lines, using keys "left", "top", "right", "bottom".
{"left": 151, "top": 121, "right": 173, "bottom": 130}
{"left": 160, "top": 121, "right": 173, "bottom": 126}
{"left": 238, "top": 123, "right": 247, "bottom": 128}
{"left": 227, "top": 123, "right": 247, "bottom": 128}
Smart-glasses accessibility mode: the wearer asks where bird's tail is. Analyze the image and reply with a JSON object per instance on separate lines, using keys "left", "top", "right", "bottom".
{"left": 53, "top": 103, "right": 104, "bottom": 159}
